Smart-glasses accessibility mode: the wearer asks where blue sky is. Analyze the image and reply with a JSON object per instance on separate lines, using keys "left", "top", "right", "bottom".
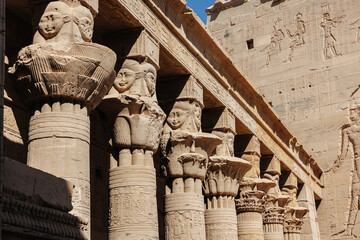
{"left": 186, "top": 0, "right": 215, "bottom": 24}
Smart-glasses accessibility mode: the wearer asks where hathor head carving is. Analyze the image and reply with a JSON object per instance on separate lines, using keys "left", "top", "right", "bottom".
{"left": 113, "top": 59, "right": 157, "bottom": 97}
{"left": 38, "top": 1, "right": 71, "bottom": 39}
{"left": 212, "top": 130, "right": 235, "bottom": 156}
{"left": 34, "top": 0, "right": 94, "bottom": 43}
{"left": 166, "top": 100, "right": 202, "bottom": 132}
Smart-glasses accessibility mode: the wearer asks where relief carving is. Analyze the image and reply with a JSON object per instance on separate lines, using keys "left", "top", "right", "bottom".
{"left": 165, "top": 210, "right": 205, "bottom": 240}
{"left": 285, "top": 13, "right": 306, "bottom": 62}
{"left": 350, "top": 18, "right": 360, "bottom": 43}
{"left": 327, "top": 87, "right": 360, "bottom": 237}
{"left": 261, "top": 18, "right": 284, "bottom": 68}
{"left": 320, "top": 11, "right": 345, "bottom": 60}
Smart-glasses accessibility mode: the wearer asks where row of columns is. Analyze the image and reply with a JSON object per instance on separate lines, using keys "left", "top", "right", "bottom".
{"left": 9, "top": 0, "right": 309, "bottom": 239}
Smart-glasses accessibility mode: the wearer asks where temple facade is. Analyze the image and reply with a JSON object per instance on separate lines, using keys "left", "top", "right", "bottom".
{"left": 206, "top": 0, "right": 360, "bottom": 239}
{"left": 2, "top": 0, "right": 322, "bottom": 239}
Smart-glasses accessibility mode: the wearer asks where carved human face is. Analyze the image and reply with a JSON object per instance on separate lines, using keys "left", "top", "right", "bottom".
{"left": 78, "top": 16, "right": 93, "bottom": 42}
{"left": 39, "top": 11, "right": 66, "bottom": 39}
{"left": 74, "top": 5, "right": 94, "bottom": 42}
{"left": 350, "top": 107, "right": 360, "bottom": 123}
{"left": 167, "top": 106, "right": 189, "bottom": 130}
{"left": 114, "top": 68, "right": 137, "bottom": 93}
{"left": 113, "top": 59, "right": 142, "bottom": 93}
{"left": 143, "top": 63, "right": 157, "bottom": 96}
{"left": 38, "top": 2, "right": 70, "bottom": 39}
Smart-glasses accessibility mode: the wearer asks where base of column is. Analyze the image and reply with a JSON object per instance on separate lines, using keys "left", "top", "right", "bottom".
{"left": 205, "top": 208, "right": 237, "bottom": 240}
{"left": 109, "top": 166, "right": 158, "bottom": 240}
{"left": 165, "top": 193, "right": 206, "bottom": 240}
{"left": 237, "top": 211, "right": 264, "bottom": 240}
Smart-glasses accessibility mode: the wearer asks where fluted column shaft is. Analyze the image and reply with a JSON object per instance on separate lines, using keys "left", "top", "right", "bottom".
{"left": 205, "top": 197, "right": 238, "bottom": 240}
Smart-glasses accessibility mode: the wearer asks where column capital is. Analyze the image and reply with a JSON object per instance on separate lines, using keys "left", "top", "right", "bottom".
{"left": 263, "top": 207, "right": 286, "bottom": 224}
{"left": 235, "top": 190, "right": 266, "bottom": 213}
{"left": 205, "top": 156, "right": 251, "bottom": 197}
{"left": 9, "top": 0, "right": 116, "bottom": 111}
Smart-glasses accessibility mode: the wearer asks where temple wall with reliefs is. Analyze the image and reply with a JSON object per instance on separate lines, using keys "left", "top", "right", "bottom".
{"left": 207, "top": 0, "right": 360, "bottom": 239}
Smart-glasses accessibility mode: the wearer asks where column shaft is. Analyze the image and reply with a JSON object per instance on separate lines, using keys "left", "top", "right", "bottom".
{"left": 237, "top": 211, "right": 264, "bottom": 240}
{"left": 109, "top": 165, "right": 158, "bottom": 239}
{"left": 165, "top": 192, "right": 205, "bottom": 240}
{"left": 206, "top": 207, "right": 238, "bottom": 240}
{"left": 27, "top": 102, "right": 90, "bottom": 224}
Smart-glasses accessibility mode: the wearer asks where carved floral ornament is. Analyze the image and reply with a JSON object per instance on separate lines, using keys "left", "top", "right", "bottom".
{"left": 9, "top": 0, "right": 116, "bottom": 111}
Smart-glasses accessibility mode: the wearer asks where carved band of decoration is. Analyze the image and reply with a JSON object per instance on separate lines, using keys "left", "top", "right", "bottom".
{"left": 165, "top": 193, "right": 206, "bottom": 240}
{"left": 236, "top": 190, "right": 266, "bottom": 213}
{"left": 205, "top": 208, "right": 238, "bottom": 240}
{"left": 8, "top": 1, "right": 116, "bottom": 238}
{"left": 2, "top": 195, "right": 87, "bottom": 239}
{"left": 263, "top": 207, "right": 286, "bottom": 224}
{"left": 108, "top": 166, "right": 158, "bottom": 239}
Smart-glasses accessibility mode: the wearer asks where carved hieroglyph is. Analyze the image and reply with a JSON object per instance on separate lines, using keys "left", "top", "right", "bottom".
{"left": 203, "top": 108, "right": 251, "bottom": 240}
{"left": 327, "top": 86, "right": 360, "bottom": 237}
{"left": 8, "top": 1, "right": 117, "bottom": 238}
{"left": 160, "top": 76, "right": 221, "bottom": 240}
{"left": 320, "top": 8, "right": 345, "bottom": 60}
{"left": 100, "top": 37, "right": 165, "bottom": 239}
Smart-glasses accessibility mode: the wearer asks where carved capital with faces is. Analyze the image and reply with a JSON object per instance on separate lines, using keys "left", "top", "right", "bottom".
{"left": 9, "top": 0, "right": 116, "bottom": 111}
{"left": 111, "top": 59, "right": 157, "bottom": 99}
{"left": 101, "top": 59, "right": 165, "bottom": 151}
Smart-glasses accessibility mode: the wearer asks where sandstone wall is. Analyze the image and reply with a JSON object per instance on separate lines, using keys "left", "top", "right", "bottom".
{"left": 207, "top": 0, "right": 360, "bottom": 239}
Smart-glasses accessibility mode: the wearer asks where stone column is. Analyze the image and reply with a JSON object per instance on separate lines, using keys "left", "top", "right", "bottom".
{"left": 202, "top": 108, "right": 251, "bottom": 240}
{"left": 236, "top": 190, "right": 266, "bottom": 240}
{"left": 159, "top": 76, "right": 221, "bottom": 240}
{"left": 235, "top": 135, "right": 276, "bottom": 240}
{"left": 9, "top": 1, "right": 116, "bottom": 238}
{"left": 281, "top": 172, "right": 308, "bottom": 240}
{"left": 99, "top": 30, "right": 165, "bottom": 240}
{"left": 262, "top": 156, "right": 289, "bottom": 240}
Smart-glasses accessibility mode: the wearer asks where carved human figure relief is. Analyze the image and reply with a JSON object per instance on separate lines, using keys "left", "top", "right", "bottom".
{"left": 261, "top": 18, "right": 284, "bottom": 68}
{"left": 285, "top": 13, "right": 306, "bottom": 62}
{"left": 350, "top": 19, "right": 360, "bottom": 43}
{"left": 320, "top": 12, "right": 345, "bottom": 60}
{"left": 327, "top": 87, "right": 360, "bottom": 237}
